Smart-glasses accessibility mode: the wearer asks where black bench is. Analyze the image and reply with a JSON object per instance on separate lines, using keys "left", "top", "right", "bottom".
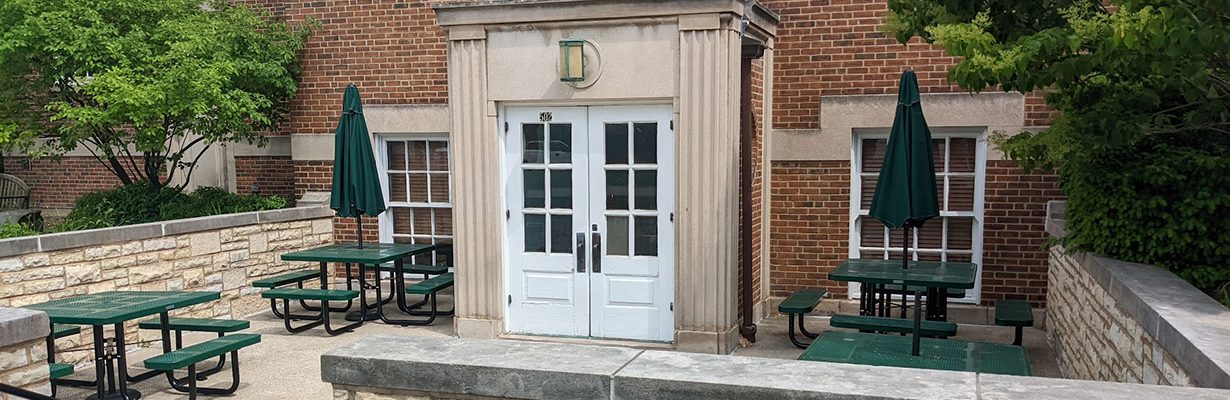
{"left": 138, "top": 318, "right": 250, "bottom": 381}
{"left": 829, "top": 314, "right": 958, "bottom": 338}
{"left": 261, "top": 288, "right": 363, "bottom": 335}
{"left": 143, "top": 334, "right": 261, "bottom": 400}
{"left": 995, "top": 299, "right": 1034, "bottom": 346}
{"left": 373, "top": 273, "right": 455, "bottom": 326}
{"left": 778, "top": 288, "right": 827, "bottom": 349}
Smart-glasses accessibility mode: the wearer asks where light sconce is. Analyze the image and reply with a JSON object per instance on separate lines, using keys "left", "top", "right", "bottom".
{"left": 559, "top": 39, "right": 586, "bottom": 82}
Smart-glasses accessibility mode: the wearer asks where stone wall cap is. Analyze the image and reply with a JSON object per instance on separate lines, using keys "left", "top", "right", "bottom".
{"left": 0, "top": 307, "right": 50, "bottom": 346}
{"left": 37, "top": 222, "right": 164, "bottom": 253}
{"left": 979, "top": 373, "right": 1230, "bottom": 399}
{"left": 616, "top": 350, "right": 976, "bottom": 400}
{"left": 321, "top": 335, "right": 641, "bottom": 400}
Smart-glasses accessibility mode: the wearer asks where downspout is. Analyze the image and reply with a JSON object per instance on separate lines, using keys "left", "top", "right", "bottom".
{"left": 739, "top": 18, "right": 765, "bottom": 343}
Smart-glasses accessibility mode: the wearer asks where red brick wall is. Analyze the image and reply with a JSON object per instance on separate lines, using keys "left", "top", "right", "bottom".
{"left": 761, "top": 0, "right": 963, "bottom": 130}
{"left": 234, "top": 156, "right": 296, "bottom": 200}
{"left": 768, "top": 159, "right": 1063, "bottom": 306}
{"left": 3, "top": 156, "right": 128, "bottom": 210}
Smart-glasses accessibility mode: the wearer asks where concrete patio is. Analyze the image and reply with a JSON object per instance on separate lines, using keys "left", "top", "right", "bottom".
{"left": 50, "top": 290, "right": 1058, "bottom": 400}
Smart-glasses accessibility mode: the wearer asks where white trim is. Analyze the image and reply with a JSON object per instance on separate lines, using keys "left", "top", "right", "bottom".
{"left": 848, "top": 129, "right": 988, "bottom": 304}
{"left": 376, "top": 133, "right": 454, "bottom": 265}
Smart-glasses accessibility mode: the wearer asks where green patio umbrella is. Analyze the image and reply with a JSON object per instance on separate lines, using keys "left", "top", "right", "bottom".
{"left": 868, "top": 70, "right": 939, "bottom": 356}
{"left": 330, "top": 84, "right": 386, "bottom": 248}
{"left": 868, "top": 70, "right": 939, "bottom": 270}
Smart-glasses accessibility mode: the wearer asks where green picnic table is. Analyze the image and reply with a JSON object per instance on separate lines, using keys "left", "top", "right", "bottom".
{"left": 829, "top": 259, "right": 977, "bottom": 356}
{"left": 799, "top": 331, "right": 1032, "bottom": 376}
{"left": 26, "top": 291, "right": 220, "bottom": 400}
{"left": 279, "top": 242, "right": 438, "bottom": 325}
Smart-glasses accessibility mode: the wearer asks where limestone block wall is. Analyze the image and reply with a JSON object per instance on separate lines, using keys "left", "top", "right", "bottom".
{"left": 0, "top": 308, "right": 51, "bottom": 399}
{"left": 1046, "top": 246, "right": 1192, "bottom": 385}
{"left": 0, "top": 207, "right": 334, "bottom": 365}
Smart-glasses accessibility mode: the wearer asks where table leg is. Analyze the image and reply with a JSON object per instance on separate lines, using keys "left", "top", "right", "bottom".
{"left": 911, "top": 289, "right": 924, "bottom": 357}
{"left": 92, "top": 326, "right": 106, "bottom": 400}
{"left": 112, "top": 323, "right": 139, "bottom": 399}
{"left": 346, "top": 263, "right": 381, "bottom": 321}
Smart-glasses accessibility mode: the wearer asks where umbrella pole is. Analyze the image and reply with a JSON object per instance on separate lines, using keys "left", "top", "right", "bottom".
{"left": 356, "top": 215, "right": 363, "bottom": 249}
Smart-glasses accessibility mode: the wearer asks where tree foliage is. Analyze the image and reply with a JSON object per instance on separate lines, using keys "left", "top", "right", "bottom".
{"left": 0, "top": 0, "right": 313, "bottom": 189}
{"left": 887, "top": 0, "right": 1230, "bottom": 303}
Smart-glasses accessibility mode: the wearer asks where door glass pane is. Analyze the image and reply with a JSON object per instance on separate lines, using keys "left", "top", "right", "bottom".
{"left": 606, "top": 171, "right": 629, "bottom": 210}
{"left": 605, "top": 123, "right": 628, "bottom": 165}
{"left": 633, "top": 123, "right": 657, "bottom": 164}
{"left": 524, "top": 214, "right": 546, "bottom": 252}
{"left": 523, "top": 124, "right": 545, "bottom": 164}
{"left": 607, "top": 216, "right": 629, "bottom": 256}
{"left": 633, "top": 216, "right": 658, "bottom": 256}
{"left": 550, "top": 214, "right": 572, "bottom": 254}
{"left": 550, "top": 170, "right": 572, "bottom": 209}
{"left": 634, "top": 170, "right": 657, "bottom": 210}
{"left": 549, "top": 124, "right": 572, "bottom": 164}
{"left": 524, "top": 170, "right": 545, "bottom": 208}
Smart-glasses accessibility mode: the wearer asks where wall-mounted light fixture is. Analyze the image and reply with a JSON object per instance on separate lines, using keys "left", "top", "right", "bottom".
{"left": 559, "top": 39, "right": 586, "bottom": 82}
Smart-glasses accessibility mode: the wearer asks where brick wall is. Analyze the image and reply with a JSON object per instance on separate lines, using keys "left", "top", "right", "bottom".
{"left": 768, "top": 159, "right": 1062, "bottom": 306}
{"left": 760, "top": 0, "right": 964, "bottom": 130}
{"left": 3, "top": 156, "right": 128, "bottom": 210}
{"left": 235, "top": 156, "right": 296, "bottom": 200}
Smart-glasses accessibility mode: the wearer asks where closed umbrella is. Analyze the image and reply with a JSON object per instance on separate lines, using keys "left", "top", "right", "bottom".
{"left": 330, "top": 84, "right": 386, "bottom": 248}
{"left": 867, "top": 70, "right": 939, "bottom": 355}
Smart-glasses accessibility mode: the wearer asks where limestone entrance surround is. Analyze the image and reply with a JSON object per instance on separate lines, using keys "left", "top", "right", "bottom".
{"left": 434, "top": 0, "right": 777, "bottom": 353}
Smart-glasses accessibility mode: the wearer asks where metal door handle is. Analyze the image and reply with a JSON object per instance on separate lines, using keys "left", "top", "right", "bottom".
{"left": 576, "top": 233, "right": 586, "bottom": 272}
{"left": 592, "top": 231, "right": 602, "bottom": 273}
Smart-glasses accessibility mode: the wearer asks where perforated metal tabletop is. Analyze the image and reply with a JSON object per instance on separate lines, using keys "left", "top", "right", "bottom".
{"left": 280, "top": 243, "right": 435, "bottom": 264}
{"left": 25, "top": 291, "right": 220, "bottom": 325}
{"left": 799, "top": 331, "right": 1032, "bottom": 376}
{"left": 829, "top": 259, "right": 978, "bottom": 289}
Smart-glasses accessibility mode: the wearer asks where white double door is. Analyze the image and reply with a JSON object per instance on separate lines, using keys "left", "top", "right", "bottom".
{"left": 504, "top": 105, "right": 675, "bottom": 342}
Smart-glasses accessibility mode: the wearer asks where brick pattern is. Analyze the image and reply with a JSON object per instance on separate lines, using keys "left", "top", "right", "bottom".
{"left": 0, "top": 337, "right": 51, "bottom": 399}
{"left": 981, "top": 161, "right": 1063, "bottom": 305}
{"left": 761, "top": 0, "right": 963, "bottom": 130}
{"left": 1025, "top": 93, "right": 1059, "bottom": 127}
{"left": 235, "top": 156, "right": 296, "bottom": 200}
{"left": 0, "top": 214, "right": 334, "bottom": 364}
{"left": 1047, "top": 246, "right": 1192, "bottom": 385}
{"left": 768, "top": 159, "right": 1062, "bottom": 305}
{"left": 3, "top": 156, "right": 129, "bottom": 210}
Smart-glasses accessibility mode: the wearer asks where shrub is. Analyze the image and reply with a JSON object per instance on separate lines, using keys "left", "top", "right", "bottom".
{"left": 56, "top": 185, "right": 288, "bottom": 231}
{"left": 0, "top": 222, "right": 38, "bottom": 239}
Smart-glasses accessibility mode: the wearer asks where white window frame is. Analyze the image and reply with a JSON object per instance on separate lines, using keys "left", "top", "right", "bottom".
{"left": 376, "top": 134, "right": 454, "bottom": 264}
{"left": 847, "top": 128, "right": 987, "bottom": 303}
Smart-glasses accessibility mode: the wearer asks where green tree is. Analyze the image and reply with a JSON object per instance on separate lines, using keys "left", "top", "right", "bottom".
{"left": 886, "top": 1, "right": 1230, "bottom": 301}
{"left": 0, "top": 0, "right": 313, "bottom": 189}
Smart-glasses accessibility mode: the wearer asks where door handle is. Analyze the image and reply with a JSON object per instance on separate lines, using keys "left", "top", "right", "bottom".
{"left": 576, "top": 233, "right": 586, "bottom": 273}
{"left": 592, "top": 231, "right": 602, "bottom": 273}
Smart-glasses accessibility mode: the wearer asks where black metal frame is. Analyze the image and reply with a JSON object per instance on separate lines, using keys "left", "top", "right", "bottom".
{"left": 0, "top": 382, "right": 55, "bottom": 400}
{"left": 786, "top": 312, "right": 819, "bottom": 349}
{"left": 370, "top": 259, "right": 454, "bottom": 326}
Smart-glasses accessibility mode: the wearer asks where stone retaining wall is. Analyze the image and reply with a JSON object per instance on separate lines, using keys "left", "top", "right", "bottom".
{"left": 1045, "top": 202, "right": 1230, "bottom": 388}
{"left": 0, "top": 206, "right": 334, "bottom": 364}
{"left": 321, "top": 335, "right": 1230, "bottom": 400}
{"left": 0, "top": 308, "right": 51, "bottom": 399}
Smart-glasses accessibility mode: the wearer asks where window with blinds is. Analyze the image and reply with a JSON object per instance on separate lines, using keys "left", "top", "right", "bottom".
{"left": 852, "top": 134, "right": 983, "bottom": 269}
{"left": 382, "top": 137, "right": 452, "bottom": 266}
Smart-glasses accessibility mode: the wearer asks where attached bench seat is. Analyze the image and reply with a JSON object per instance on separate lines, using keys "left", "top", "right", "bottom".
{"left": 778, "top": 288, "right": 827, "bottom": 349}
{"left": 262, "top": 288, "right": 363, "bottom": 335}
{"left": 798, "top": 331, "right": 1032, "bottom": 376}
{"left": 371, "top": 273, "right": 455, "bottom": 326}
{"left": 995, "top": 299, "right": 1034, "bottom": 346}
{"left": 52, "top": 324, "right": 80, "bottom": 339}
{"left": 829, "top": 314, "right": 957, "bottom": 338}
{"left": 138, "top": 318, "right": 250, "bottom": 333}
{"left": 49, "top": 363, "right": 73, "bottom": 379}
{"left": 144, "top": 334, "right": 261, "bottom": 400}
{"left": 371, "top": 263, "right": 449, "bottom": 276}
{"left": 251, "top": 270, "right": 319, "bottom": 288}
